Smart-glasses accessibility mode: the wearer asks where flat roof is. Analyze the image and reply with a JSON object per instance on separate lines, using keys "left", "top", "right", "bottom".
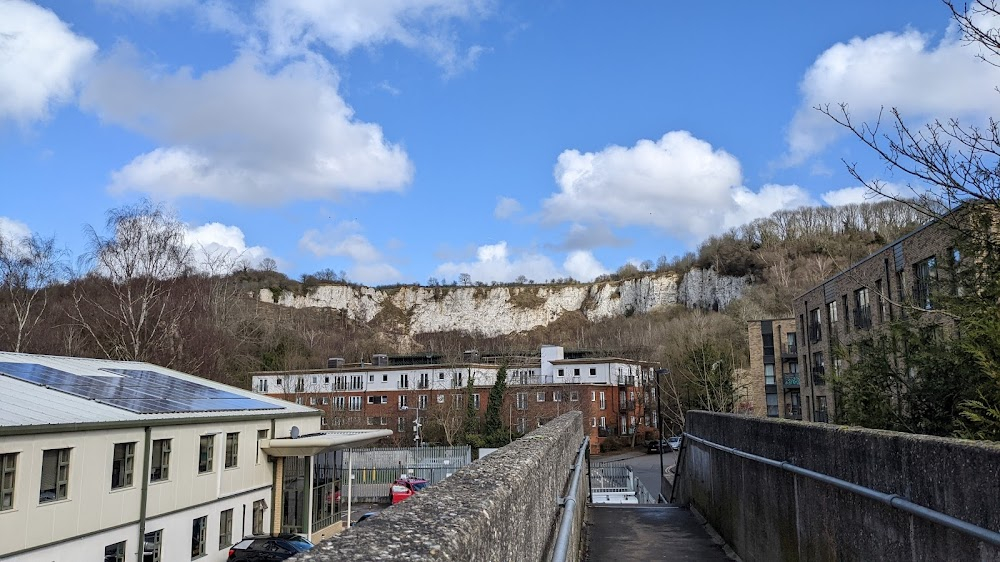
{"left": 0, "top": 352, "right": 317, "bottom": 430}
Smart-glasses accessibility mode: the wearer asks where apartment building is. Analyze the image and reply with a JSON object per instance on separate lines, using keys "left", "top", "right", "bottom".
{"left": 746, "top": 318, "right": 800, "bottom": 420}
{"left": 0, "top": 353, "right": 389, "bottom": 562}
{"left": 250, "top": 345, "right": 656, "bottom": 454}
{"left": 791, "top": 217, "right": 959, "bottom": 423}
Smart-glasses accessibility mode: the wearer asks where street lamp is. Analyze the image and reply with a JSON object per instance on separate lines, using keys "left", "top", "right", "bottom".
{"left": 654, "top": 368, "right": 669, "bottom": 503}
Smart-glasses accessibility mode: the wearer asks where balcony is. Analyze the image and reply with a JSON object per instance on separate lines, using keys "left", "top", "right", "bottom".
{"left": 808, "top": 323, "right": 822, "bottom": 343}
{"left": 782, "top": 372, "right": 800, "bottom": 387}
{"left": 780, "top": 343, "right": 798, "bottom": 358}
{"left": 617, "top": 376, "right": 636, "bottom": 387}
{"left": 784, "top": 405, "right": 802, "bottom": 420}
{"left": 812, "top": 365, "right": 826, "bottom": 385}
{"left": 814, "top": 410, "right": 830, "bottom": 423}
{"left": 853, "top": 306, "right": 872, "bottom": 330}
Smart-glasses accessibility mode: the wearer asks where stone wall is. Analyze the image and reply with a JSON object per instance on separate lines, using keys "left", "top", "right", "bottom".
{"left": 294, "top": 411, "right": 587, "bottom": 562}
{"left": 675, "top": 412, "right": 1000, "bottom": 562}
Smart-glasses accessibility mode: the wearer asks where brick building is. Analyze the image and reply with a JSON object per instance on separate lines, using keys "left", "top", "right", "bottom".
{"left": 790, "top": 217, "right": 959, "bottom": 423}
{"left": 746, "top": 318, "right": 800, "bottom": 420}
{"left": 250, "top": 345, "right": 657, "bottom": 454}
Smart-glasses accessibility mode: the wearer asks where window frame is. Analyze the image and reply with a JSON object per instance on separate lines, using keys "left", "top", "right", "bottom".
{"left": 150, "top": 439, "right": 171, "bottom": 482}
{"left": 198, "top": 435, "right": 215, "bottom": 474}
{"left": 225, "top": 433, "right": 239, "bottom": 469}
{"left": 104, "top": 541, "right": 126, "bottom": 562}
{"left": 252, "top": 500, "right": 266, "bottom": 535}
{"left": 1, "top": 452, "right": 16, "bottom": 511}
{"left": 111, "top": 442, "right": 136, "bottom": 490}
{"left": 192, "top": 515, "right": 208, "bottom": 559}
{"left": 39, "top": 448, "right": 70, "bottom": 503}
{"left": 219, "top": 508, "right": 233, "bottom": 550}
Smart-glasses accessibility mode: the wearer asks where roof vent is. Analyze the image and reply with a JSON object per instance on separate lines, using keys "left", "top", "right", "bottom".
{"left": 290, "top": 426, "right": 300, "bottom": 439}
{"left": 327, "top": 357, "right": 345, "bottom": 368}
{"left": 373, "top": 354, "right": 388, "bottom": 366}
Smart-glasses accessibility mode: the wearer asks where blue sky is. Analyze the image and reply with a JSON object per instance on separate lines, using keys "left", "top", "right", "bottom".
{"left": 2, "top": 0, "right": 998, "bottom": 285}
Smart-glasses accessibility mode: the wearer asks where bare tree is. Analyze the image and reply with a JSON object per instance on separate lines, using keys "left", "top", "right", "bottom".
{"left": 0, "top": 234, "right": 65, "bottom": 352}
{"left": 70, "top": 200, "right": 194, "bottom": 363}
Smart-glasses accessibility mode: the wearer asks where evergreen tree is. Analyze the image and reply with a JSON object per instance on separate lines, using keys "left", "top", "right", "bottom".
{"left": 484, "top": 364, "right": 508, "bottom": 440}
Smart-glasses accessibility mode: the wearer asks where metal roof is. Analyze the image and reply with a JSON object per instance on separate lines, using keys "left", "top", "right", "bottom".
{"left": 0, "top": 352, "right": 316, "bottom": 430}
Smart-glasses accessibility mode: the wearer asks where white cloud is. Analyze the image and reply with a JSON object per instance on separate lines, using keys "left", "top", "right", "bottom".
{"left": 183, "top": 222, "right": 272, "bottom": 273}
{"left": 493, "top": 196, "right": 522, "bottom": 219}
{"left": 544, "top": 131, "right": 809, "bottom": 240}
{"left": 787, "top": 21, "right": 1000, "bottom": 162}
{"left": 820, "top": 183, "right": 905, "bottom": 206}
{"left": 256, "top": 0, "right": 492, "bottom": 75}
{"left": 551, "top": 223, "right": 629, "bottom": 251}
{"left": 0, "top": 0, "right": 97, "bottom": 125}
{"left": 298, "top": 221, "right": 401, "bottom": 285}
{"left": 0, "top": 216, "right": 31, "bottom": 246}
{"left": 433, "top": 241, "right": 608, "bottom": 283}
{"left": 80, "top": 48, "right": 413, "bottom": 205}
{"left": 563, "top": 251, "right": 608, "bottom": 281}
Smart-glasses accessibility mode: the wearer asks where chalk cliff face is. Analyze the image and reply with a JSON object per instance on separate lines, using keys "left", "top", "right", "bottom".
{"left": 259, "top": 270, "right": 747, "bottom": 337}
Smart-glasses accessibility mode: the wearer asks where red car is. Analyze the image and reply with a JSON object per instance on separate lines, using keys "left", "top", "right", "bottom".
{"left": 390, "top": 475, "right": 429, "bottom": 504}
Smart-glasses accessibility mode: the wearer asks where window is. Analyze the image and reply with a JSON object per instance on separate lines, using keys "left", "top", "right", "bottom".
{"left": 591, "top": 417, "right": 597, "bottom": 427}
{"left": 875, "top": 279, "right": 885, "bottom": 322}
{"left": 398, "top": 395, "right": 408, "bottom": 409}
{"left": 257, "top": 379, "right": 268, "bottom": 392}
{"left": 144, "top": 530, "right": 163, "bottom": 562}
{"left": 517, "top": 418, "right": 527, "bottom": 433}
{"left": 39, "top": 448, "right": 70, "bottom": 503}
{"left": 591, "top": 391, "right": 596, "bottom": 402}
{"left": 1, "top": 452, "right": 17, "bottom": 510}
{"left": 398, "top": 417, "right": 406, "bottom": 432}
{"left": 367, "top": 395, "right": 388, "bottom": 404}
{"left": 569, "top": 391, "right": 579, "bottom": 402}
{"left": 599, "top": 416, "right": 606, "bottom": 428}
{"left": 599, "top": 392, "right": 606, "bottom": 410}
{"left": 399, "top": 374, "right": 409, "bottom": 389}
{"left": 111, "top": 442, "right": 135, "bottom": 489}
{"left": 198, "top": 435, "right": 214, "bottom": 474}
{"left": 418, "top": 395, "right": 428, "bottom": 410}
{"left": 764, "top": 364, "right": 775, "bottom": 385}
{"left": 854, "top": 287, "right": 872, "bottom": 329}
{"left": 256, "top": 430, "right": 268, "bottom": 464}
{"left": 536, "top": 391, "right": 546, "bottom": 402}
{"left": 219, "top": 509, "right": 233, "bottom": 550}
{"left": 590, "top": 368, "right": 597, "bottom": 376}
{"left": 842, "top": 295, "right": 849, "bottom": 332}
{"left": 295, "top": 377, "right": 305, "bottom": 392}
{"left": 553, "top": 390, "right": 562, "bottom": 402}
{"left": 332, "top": 396, "right": 345, "bottom": 410}
{"left": 349, "top": 396, "right": 362, "bottom": 411}
{"left": 439, "top": 372, "right": 445, "bottom": 380}
{"left": 225, "top": 433, "right": 239, "bottom": 469}
{"left": 309, "top": 397, "right": 316, "bottom": 405}
{"left": 808, "top": 308, "right": 822, "bottom": 342}
{"left": 252, "top": 500, "right": 266, "bottom": 535}
{"left": 472, "top": 393, "right": 481, "bottom": 410}
{"left": 418, "top": 373, "right": 430, "bottom": 389}
{"left": 557, "top": 369, "right": 564, "bottom": 377}
{"left": 322, "top": 397, "right": 329, "bottom": 405}
{"left": 151, "top": 439, "right": 170, "bottom": 482}
{"left": 516, "top": 393, "right": 527, "bottom": 410}
{"left": 192, "top": 516, "right": 207, "bottom": 558}
{"left": 826, "top": 301, "right": 838, "bottom": 333}
{"left": 104, "top": 541, "right": 126, "bottom": 562}
{"left": 914, "top": 256, "right": 937, "bottom": 309}
{"left": 786, "top": 332, "right": 797, "bottom": 354}
{"left": 350, "top": 375, "right": 363, "bottom": 390}
{"left": 574, "top": 368, "right": 580, "bottom": 377}
{"left": 294, "top": 397, "right": 303, "bottom": 405}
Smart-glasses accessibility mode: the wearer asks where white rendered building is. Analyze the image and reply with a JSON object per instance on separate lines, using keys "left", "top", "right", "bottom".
{"left": 0, "top": 353, "right": 389, "bottom": 562}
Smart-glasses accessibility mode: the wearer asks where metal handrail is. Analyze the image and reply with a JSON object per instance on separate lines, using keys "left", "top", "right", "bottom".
{"left": 551, "top": 436, "right": 590, "bottom": 562}
{"left": 681, "top": 433, "right": 1000, "bottom": 548}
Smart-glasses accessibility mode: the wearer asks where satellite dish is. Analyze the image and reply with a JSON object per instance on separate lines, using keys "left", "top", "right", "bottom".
{"left": 290, "top": 426, "right": 300, "bottom": 438}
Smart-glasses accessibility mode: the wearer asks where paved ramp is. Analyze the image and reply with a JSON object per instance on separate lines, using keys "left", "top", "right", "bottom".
{"left": 584, "top": 505, "right": 731, "bottom": 561}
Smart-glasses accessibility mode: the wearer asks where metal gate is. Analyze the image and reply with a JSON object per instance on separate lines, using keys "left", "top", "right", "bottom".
{"left": 339, "top": 445, "right": 471, "bottom": 503}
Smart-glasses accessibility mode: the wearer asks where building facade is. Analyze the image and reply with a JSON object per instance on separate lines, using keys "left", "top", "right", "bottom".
{"left": 250, "top": 345, "right": 657, "bottom": 454}
{"left": 0, "top": 353, "right": 387, "bottom": 562}
{"left": 746, "top": 318, "right": 800, "bottom": 420}
{"left": 790, "top": 218, "right": 959, "bottom": 423}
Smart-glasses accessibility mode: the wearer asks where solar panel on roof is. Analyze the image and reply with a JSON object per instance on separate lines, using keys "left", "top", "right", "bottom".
{"left": 0, "top": 362, "right": 281, "bottom": 415}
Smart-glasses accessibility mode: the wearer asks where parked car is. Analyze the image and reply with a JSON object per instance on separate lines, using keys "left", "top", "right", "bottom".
{"left": 390, "top": 474, "right": 429, "bottom": 504}
{"left": 646, "top": 439, "right": 669, "bottom": 454}
{"left": 667, "top": 435, "right": 683, "bottom": 451}
{"left": 226, "top": 534, "right": 313, "bottom": 561}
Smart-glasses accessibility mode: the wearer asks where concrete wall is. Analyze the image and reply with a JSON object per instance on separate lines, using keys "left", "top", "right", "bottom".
{"left": 294, "top": 411, "right": 587, "bottom": 562}
{"left": 675, "top": 412, "right": 1000, "bottom": 562}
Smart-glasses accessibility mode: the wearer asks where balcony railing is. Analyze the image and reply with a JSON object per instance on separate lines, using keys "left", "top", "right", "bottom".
{"left": 617, "top": 376, "right": 636, "bottom": 387}
{"left": 812, "top": 365, "right": 826, "bottom": 385}
{"left": 853, "top": 306, "right": 872, "bottom": 330}
{"left": 782, "top": 372, "right": 800, "bottom": 387}
{"left": 808, "top": 323, "right": 822, "bottom": 343}
{"left": 784, "top": 405, "right": 802, "bottom": 420}
{"left": 781, "top": 343, "right": 798, "bottom": 357}
{"left": 814, "top": 410, "right": 830, "bottom": 423}
{"left": 417, "top": 381, "right": 430, "bottom": 389}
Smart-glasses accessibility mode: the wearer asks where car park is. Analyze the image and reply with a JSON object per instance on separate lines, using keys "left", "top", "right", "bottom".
{"left": 390, "top": 474, "right": 429, "bottom": 504}
{"left": 226, "top": 534, "right": 313, "bottom": 561}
